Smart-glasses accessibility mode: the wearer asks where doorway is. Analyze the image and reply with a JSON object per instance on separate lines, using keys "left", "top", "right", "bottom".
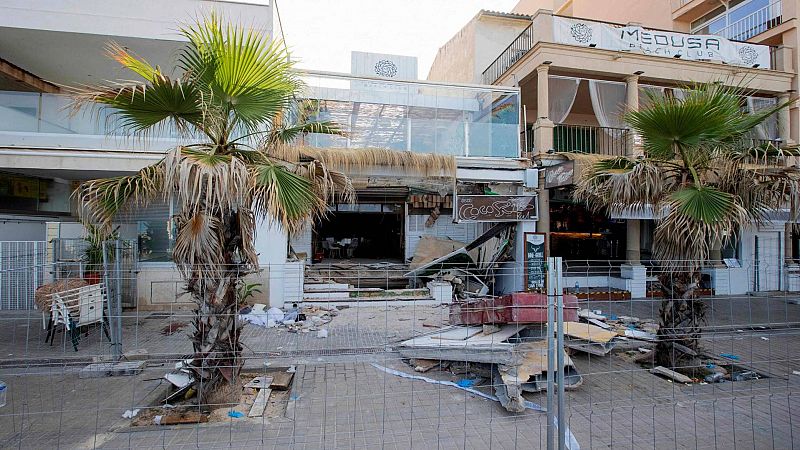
{"left": 752, "top": 231, "right": 782, "bottom": 291}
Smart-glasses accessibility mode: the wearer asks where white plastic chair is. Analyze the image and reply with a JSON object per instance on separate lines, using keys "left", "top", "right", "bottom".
{"left": 45, "top": 283, "right": 108, "bottom": 351}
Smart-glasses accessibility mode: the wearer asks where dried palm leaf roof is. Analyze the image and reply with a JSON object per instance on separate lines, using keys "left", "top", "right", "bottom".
{"left": 273, "top": 145, "right": 457, "bottom": 178}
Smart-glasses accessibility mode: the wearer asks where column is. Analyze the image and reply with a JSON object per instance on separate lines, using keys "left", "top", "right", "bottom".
{"left": 532, "top": 63, "right": 554, "bottom": 155}
{"left": 534, "top": 63, "right": 553, "bottom": 256}
{"left": 778, "top": 92, "right": 794, "bottom": 145}
{"left": 624, "top": 74, "right": 642, "bottom": 264}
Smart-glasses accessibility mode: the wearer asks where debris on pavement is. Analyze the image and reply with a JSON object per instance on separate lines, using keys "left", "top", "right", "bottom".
{"left": 397, "top": 323, "right": 584, "bottom": 412}
{"left": 561, "top": 321, "right": 618, "bottom": 356}
{"left": 650, "top": 366, "right": 693, "bottom": 384}
{"left": 122, "top": 409, "right": 140, "bottom": 419}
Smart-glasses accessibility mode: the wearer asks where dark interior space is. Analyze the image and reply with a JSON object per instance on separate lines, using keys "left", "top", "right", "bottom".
{"left": 549, "top": 188, "right": 627, "bottom": 260}
{"left": 314, "top": 210, "right": 404, "bottom": 260}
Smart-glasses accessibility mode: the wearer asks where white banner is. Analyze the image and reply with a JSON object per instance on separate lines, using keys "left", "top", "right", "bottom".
{"left": 554, "top": 17, "right": 771, "bottom": 69}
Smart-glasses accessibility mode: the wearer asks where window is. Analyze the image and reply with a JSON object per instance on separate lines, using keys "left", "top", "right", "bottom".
{"left": 690, "top": 0, "right": 771, "bottom": 36}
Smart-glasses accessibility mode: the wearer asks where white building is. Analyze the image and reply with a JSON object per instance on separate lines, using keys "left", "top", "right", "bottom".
{"left": 0, "top": 4, "right": 536, "bottom": 310}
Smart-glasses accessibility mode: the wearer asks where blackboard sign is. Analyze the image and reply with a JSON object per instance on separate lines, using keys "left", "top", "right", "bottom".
{"left": 524, "top": 232, "right": 547, "bottom": 291}
{"left": 455, "top": 195, "right": 537, "bottom": 222}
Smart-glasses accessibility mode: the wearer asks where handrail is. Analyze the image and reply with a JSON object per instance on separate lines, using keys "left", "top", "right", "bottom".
{"left": 717, "top": 0, "right": 782, "bottom": 41}
{"left": 481, "top": 22, "right": 534, "bottom": 85}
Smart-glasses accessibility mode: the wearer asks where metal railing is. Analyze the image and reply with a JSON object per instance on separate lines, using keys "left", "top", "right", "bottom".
{"left": 718, "top": 0, "right": 782, "bottom": 41}
{"left": 553, "top": 124, "right": 629, "bottom": 156}
{"left": 481, "top": 23, "right": 534, "bottom": 85}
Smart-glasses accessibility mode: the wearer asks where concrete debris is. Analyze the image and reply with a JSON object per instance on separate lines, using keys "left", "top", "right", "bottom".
{"left": 650, "top": 366, "right": 692, "bottom": 384}
{"left": 578, "top": 309, "right": 606, "bottom": 321}
{"left": 79, "top": 361, "right": 145, "bottom": 379}
{"left": 398, "top": 324, "right": 583, "bottom": 413}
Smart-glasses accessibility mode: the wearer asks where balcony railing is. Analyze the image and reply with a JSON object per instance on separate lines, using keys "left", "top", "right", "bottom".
{"left": 554, "top": 124, "right": 629, "bottom": 156}
{"left": 299, "top": 70, "right": 521, "bottom": 158}
{"left": 482, "top": 23, "right": 534, "bottom": 85}
{"left": 0, "top": 70, "right": 523, "bottom": 159}
{"left": 717, "top": 1, "right": 782, "bottom": 41}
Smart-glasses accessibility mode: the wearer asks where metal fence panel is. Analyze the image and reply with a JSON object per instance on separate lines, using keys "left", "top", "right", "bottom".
{"left": 0, "top": 241, "right": 47, "bottom": 310}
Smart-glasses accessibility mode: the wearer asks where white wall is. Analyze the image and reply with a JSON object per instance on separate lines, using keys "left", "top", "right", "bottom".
{"left": 0, "top": 216, "right": 46, "bottom": 241}
{"left": 0, "top": 0, "right": 272, "bottom": 41}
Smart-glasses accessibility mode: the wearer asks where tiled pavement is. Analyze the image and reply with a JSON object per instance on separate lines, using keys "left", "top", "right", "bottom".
{"left": 0, "top": 296, "right": 798, "bottom": 449}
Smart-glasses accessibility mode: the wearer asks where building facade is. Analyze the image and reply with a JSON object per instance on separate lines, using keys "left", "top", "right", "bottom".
{"left": 0, "top": 1, "right": 537, "bottom": 310}
{"left": 429, "top": 1, "right": 800, "bottom": 297}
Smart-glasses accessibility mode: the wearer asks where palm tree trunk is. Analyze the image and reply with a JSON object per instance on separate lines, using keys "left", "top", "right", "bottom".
{"left": 654, "top": 272, "right": 706, "bottom": 369}
{"left": 188, "top": 213, "right": 244, "bottom": 403}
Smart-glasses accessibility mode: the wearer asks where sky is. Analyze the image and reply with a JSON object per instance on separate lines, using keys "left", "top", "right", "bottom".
{"left": 275, "top": 0, "right": 518, "bottom": 79}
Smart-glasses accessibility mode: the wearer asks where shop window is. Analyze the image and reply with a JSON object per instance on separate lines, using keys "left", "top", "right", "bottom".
{"left": 117, "top": 200, "right": 175, "bottom": 262}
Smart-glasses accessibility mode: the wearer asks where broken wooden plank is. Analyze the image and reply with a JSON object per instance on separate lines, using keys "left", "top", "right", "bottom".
{"left": 269, "top": 371, "right": 294, "bottom": 390}
{"left": 245, "top": 376, "right": 274, "bottom": 389}
{"left": 161, "top": 411, "right": 208, "bottom": 425}
{"left": 650, "top": 366, "right": 692, "bottom": 383}
{"left": 562, "top": 322, "right": 617, "bottom": 343}
{"left": 411, "top": 359, "right": 439, "bottom": 373}
{"left": 248, "top": 388, "right": 272, "bottom": 418}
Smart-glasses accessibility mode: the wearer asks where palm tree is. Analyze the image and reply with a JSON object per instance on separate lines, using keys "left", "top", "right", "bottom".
{"left": 574, "top": 83, "right": 800, "bottom": 368}
{"left": 71, "top": 15, "right": 356, "bottom": 401}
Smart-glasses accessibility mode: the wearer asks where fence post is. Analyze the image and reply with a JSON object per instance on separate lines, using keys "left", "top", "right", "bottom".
{"left": 547, "top": 256, "right": 565, "bottom": 450}
{"left": 114, "top": 240, "right": 123, "bottom": 360}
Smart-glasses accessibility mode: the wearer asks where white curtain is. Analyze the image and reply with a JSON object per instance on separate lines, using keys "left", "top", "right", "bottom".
{"left": 747, "top": 96, "right": 779, "bottom": 140}
{"left": 638, "top": 86, "right": 665, "bottom": 110}
{"left": 548, "top": 77, "right": 580, "bottom": 124}
{"left": 589, "top": 80, "right": 627, "bottom": 129}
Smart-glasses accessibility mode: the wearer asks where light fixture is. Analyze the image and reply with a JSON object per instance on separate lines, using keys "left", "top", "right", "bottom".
{"left": 543, "top": 60, "right": 553, "bottom": 65}
{"left": 673, "top": 54, "right": 682, "bottom": 59}
{"left": 589, "top": 43, "right": 597, "bottom": 48}
{"left": 752, "top": 63, "right": 760, "bottom": 68}
{"left": 546, "top": 149, "right": 556, "bottom": 154}
{"left": 634, "top": 70, "right": 645, "bottom": 75}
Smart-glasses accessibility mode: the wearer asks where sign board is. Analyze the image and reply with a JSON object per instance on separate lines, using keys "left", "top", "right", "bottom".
{"left": 554, "top": 17, "right": 771, "bottom": 68}
{"left": 544, "top": 160, "right": 575, "bottom": 189}
{"left": 351, "top": 51, "right": 418, "bottom": 92}
{"left": 455, "top": 195, "right": 538, "bottom": 222}
{"left": 524, "top": 232, "right": 547, "bottom": 291}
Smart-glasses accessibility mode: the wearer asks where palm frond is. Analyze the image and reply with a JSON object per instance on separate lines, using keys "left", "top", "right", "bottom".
{"left": 75, "top": 162, "right": 165, "bottom": 229}
{"left": 164, "top": 147, "right": 249, "bottom": 217}
{"left": 178, "top": 13, "right": 298, "bottom": 134}
{"left": 172, "top": 212, "right": 225, "bottom": 283}
{"left": 69, "top": 77, "right": 204, "bottom": 137}
{"left": 249, "top": 163, "right": 326, "bottom": 235}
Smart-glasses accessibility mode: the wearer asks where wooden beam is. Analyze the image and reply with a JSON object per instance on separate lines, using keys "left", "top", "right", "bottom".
{"left": 0, "top": 58, "right": 60, "bottom": 93}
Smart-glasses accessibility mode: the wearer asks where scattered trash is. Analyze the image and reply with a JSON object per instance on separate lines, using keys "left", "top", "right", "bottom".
{"left": 732, "top": 371, "right": 759, "bottom": 381}
{"left": 122, "top": 409, "right": 140, "bottom": 419}
{"left": 793, "top": 370, "right": 800, "bottom": 376}
{"left": 720, "top": 353, "right": 740, "bottom": 361}
{"left": 164, "top": 372, "right": 194, "bottom": 389}
{"left": 267, "top": 307, "right": 285, "bottom": 323}
{"left": 638, "top": 347, "right": 651, "bottom": 353}
{"left": 317, "top": 329, "right": 328, "bottom": 338}
{"left": 704, "top": 373, "right": 725, "bottom": 383}
{"left": 153, "top": 415, "right": 163, "bottom": 425}
{"left": 370, "top": 363, "right": 581, "bottom": 450}
{"left": 650, "top": 366, "right": 693, "bottom": 384}
{"left": 287, "top": 365, "right": 296, "bottom": 373}
{"left": 228, "top": 411, "right": 245, "bottom": 418}
{"left": 456, "top": 378, "right": 478, "bottom": 388}
{"left": 411, "top": 359, "right": 440, "bottom": 373}
{"left": 760, "top": 336, "right": 770, "bottom": 341}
